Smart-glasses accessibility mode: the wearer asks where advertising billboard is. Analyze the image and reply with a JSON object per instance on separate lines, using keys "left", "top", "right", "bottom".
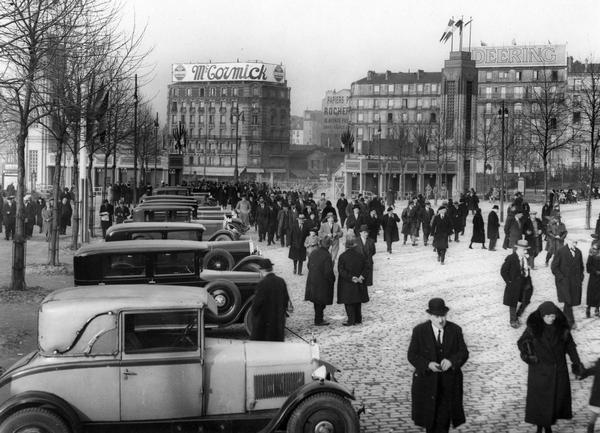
{"left": 172, "top": 62, "right": 286, "bottom": 83}
{"left": 470, "top": 45, "right": 567, "bottom": 68}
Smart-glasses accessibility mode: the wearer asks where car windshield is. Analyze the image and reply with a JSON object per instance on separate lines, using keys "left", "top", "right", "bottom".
{"left": 123, "top": 310, "right": 198, "bottom": 354}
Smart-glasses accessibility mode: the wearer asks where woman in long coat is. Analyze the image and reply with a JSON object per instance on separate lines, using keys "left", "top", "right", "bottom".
{"left": 517, "top": 301, "right": 583, "bottom": 433}
{"left": 41, "top": 200, "right": 54, "bottom": 241}
{"left": 586, "top": 243, "right": 600, "bottom": 317}
{"left": 288, "top": 214, "right": 309, "bottom": 275}
{"left": 469, "top": 208, "right": 486, "bottom": 249}
{"left": 337, "top": 237, "right": 369, "bottom": 326}
{"left": 304, "top": 237, "right": 335, "bottom": 325}
{"left": 381, "top": 207, "right": 400, "bottom": 253}
{"left": 59, "top": 197, "right": 72, "bottom": 235}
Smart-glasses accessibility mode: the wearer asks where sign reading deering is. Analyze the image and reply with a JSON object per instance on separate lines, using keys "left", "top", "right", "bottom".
{"left": 471, "top": 45, "right": 566, "bottom": 68}
{"left": 172, "top": 63, "right": 285, "bottom": 83}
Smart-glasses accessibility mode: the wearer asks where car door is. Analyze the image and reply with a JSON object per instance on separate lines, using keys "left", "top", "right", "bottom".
{"left": 119, "top": 309, "right": 204, "bottom": 421}
{"left": 151, "top": 250, "right": 200, "bottom": 286}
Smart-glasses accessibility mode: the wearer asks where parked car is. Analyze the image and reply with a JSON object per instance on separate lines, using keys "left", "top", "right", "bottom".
{"left": 153, "top": 186, "right": 190, "bottom": 196}
{"left": 104, "top": 222, "right": 259, "bottom": 269}
{"left": 0, "top": 285, "right": 361, "bottom": 433}
{"left": 74, "top": 240, "right": 268, "bottom": 330}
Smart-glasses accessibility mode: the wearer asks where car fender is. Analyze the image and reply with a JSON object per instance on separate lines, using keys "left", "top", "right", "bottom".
{"left": 0, "top": 390, "right": 82, "bottom": 433}
{"left": 257, "top": 380, "right": 355, "bottom": 433}
{"left": 208, "top": 229, "right": 236, "bottom": 241}
{"left": 231, "top": 255, "right": 268, "bottom": 272}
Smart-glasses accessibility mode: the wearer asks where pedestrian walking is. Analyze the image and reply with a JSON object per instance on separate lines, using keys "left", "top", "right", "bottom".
{"left": 355, "top": 224, "right": 375, "bottom": 287}
{"left": 401, "top": 202, "right": 413, "bottom": 245}
{"left": 468, "top": 208, "right": 486, "bottom": 249}
{"left": 586, "top": 243, "right": 600, "bottom": 318}
{"left": 2, "top": 196, "right": 16, "bottom": 240}
{"left": 267, "top": 202, "right": 279, "bottom": 245}
{"left": 545, "top": 215, "right": 567, "bottom": 266}
{"left": 345, "top": 205, "right": 365, "bottom": 237}
{"left": 305, "top": 237, "right": 335, "bottom": 326}
{"left": 381, "top": 206, "right": 400, "bottom": 254}
{"left": 507, "top": 211, "right": 524, "bottom": 249}
{"left": 304, "top": 228, "right": 319, "bottom": 257}
{"left": 250, "top": 259, "right": 291, "bottom": 342}
{"left": 517, "top": 301, "right": 584, "bottom": 433}
{"left": 23, "top": 196, "right": 35, "bottom": 238}
{"left": 431, "top": 206, "right": 453, "bottom": 265}
{"left": 277, "top": 202, "right": 291, "bottom": 247}
{"left": 35, "top": 197, "right": 44, "bottom": 234}
{"left": 289, "top": 214, "right": 309, "bottom": 275}
{"left": 235, "top": 195, "right": 251, "bottom": 227}
{"left": 407, "top": 298, "right": 469, "bottom": 433}
{"left": 524, "top": 211, "right": 543, "bottom": 269}
{"left": 501, "top": 240, "right": 533, "bottom": 328}
{"left": 114, "top": 200, "right": 130, "bottom": 224}
{"left": 487, "top": 205, "right": 500, "bottom": 250}
{"left": 336, "top": 193, "right": 348, "bottom": 228}
{"left": 580, "top": 358, "right": 600, "bottom": 433}
{"left": 99, "top": 199, "right": 114, "bottom": 239}
{"left": 41, "top": 199, "right": 54, "bottom": 241}
{"left": 256, "top": 199, "right": 269, "bottom": 243}
{"left": 337, "top": 236, "right": 369, "bottom": 326}
{"left": 59, "top": 197, "right": 72, "bottom": 235}
{"left": 318, "top": 212, "right": 343, "bottom": 262}
{"left": 551, "top": 238, "right": 584, "bottom": 329}
{"left": 421, "top": 201, "right": 434, "bottom": 246}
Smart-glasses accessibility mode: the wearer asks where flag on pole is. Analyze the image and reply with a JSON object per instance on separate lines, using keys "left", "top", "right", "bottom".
{"left": 480, "top": 41, "right": 487, "bottom": 46}
{"left": 439, "top": 19, "right": 455, "bottom": 43}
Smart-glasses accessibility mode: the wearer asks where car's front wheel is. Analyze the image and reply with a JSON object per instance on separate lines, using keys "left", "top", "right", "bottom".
{"left": 202, "top": 249, "right": 235, "bottom": 270}
{"left": 287, "top": 392, "right": 359, "bottom": 433}
{"left": 0, "top": 407, "right": 70, "bottom": 433}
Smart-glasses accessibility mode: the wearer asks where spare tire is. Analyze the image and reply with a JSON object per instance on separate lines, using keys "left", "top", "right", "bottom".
{"left": 204, "top": 280, "right": 242, "bottom": 324}
{"left": 212, "top": 233, "right": 233, "bottom": 241}
{"left": 202, "top": 249, "right": 235, "bottom": 271}
{"left": 244, "top": 306, "right": 254, "bottom": 336}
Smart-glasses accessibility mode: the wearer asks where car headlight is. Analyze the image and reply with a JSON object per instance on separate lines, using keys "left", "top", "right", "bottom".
{"left": 310, "top": 341, "right": 320, "bottom": 361}
{"left": 311, "top": 360, "right": 340, "bottom": 382}
{"left": 249, "top": 240, "right": 256, "bottom": 255}
{"left": 311, "top": 365, "right": 328, "bottom": 381}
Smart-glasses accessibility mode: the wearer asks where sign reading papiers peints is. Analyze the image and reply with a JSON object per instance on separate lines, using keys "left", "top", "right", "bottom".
{"left": 172, "top": 62, "right": 286, "bottom": 83}
{"left": 470, "top": 44, "right": 566, "bottom": 68}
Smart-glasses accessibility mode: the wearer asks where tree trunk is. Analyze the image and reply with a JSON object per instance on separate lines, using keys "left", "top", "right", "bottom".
{"left": 71, "top": 140, "right": 80, "bottom": 250}
{"left": 88, "top": 154, "right": 96, "bottom": 238}
{"left": 103, "top": 150, "right": 109, "bottom": 202}
{"left": 48, "top": 140, "right": 63, "bottom": 265}
{"left": 11, "top": 131, "right": 27, "bottom": 290}
{"left": 587, "top": 124, "right": 596, "bottom": 230}
{"left": 543, "top": 157, "right": 549, "bottom": 202}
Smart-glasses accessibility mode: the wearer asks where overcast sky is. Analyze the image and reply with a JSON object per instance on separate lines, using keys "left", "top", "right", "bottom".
{"left": 123, "top": 0, "right": 600, "bottom": 121}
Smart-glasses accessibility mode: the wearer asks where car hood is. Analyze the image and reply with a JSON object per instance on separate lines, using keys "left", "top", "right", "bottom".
{"left": 200, "top": 270, "right": 261, "bottom": 284}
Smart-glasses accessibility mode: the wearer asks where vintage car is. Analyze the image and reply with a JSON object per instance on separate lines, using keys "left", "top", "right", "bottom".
{"left": 74, "top": 240, "right": 267, "bottom": 330}
{"left": 0, "top": 285, "right": 361, "bottom": 433}
{"left": 153, "top": 186, "right": 190, "bottom": 196}
{"left": 104, "top": 222, "right": 259, "bottom": 269}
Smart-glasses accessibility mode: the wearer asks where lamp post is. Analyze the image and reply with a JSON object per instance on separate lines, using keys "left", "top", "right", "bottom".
{"left": 231, "top": 108, "right": 244, "bottom": 183}
{"left": 498, "top": 101, "right": 509, "bottom": 223}
{"left": 133, "top": 74, "right": 138, "bottom": 205}
{"left": 153, "top": 112, "right": 159, "bottom": 187}
{"left": 375, "top": 122, "right": 382, "bottom": 195}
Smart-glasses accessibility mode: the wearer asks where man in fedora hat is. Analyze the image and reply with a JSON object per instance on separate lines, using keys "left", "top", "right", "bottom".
{"left": 408, "top": 298, "right": 469, "bottom": 433}
{"left": 501, "top": 239, "right": 534, "bottom": 328}
{"left": 551, "top": 237, "right": 584, "bottom": 329}
{"left": 431, "top": 205, "right": 453, "bottom": 264}
{"left": 289, "top": 213, "right": 309, "bottom": 275}
{"left": 337, "top": 236, "right": 369, "bottom": 326}
{"left": 355, "top": 224, "right": 375, "bottom": 287}
{"left": 318, "top": 211, "right": 343, "bottom": 262}
{"left": 250, "top": 258, "right": 291, "bottom": 342}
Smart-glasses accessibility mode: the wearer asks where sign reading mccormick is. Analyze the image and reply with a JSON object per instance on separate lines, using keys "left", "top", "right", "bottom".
{"left": 172, "top": 62, "right": 286, "bottom": 83}
{"left": 470, "top": 44, "right": 567, "bottom": 68}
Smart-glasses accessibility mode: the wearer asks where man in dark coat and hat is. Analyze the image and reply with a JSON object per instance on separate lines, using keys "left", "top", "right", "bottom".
{"left": 551, "top": 237, "right": 584, "bottom": 329}
{"left": 501, "top": 239, "right": 534, "bottom": 328}
{"left": 487, "top": 205, "right": 500, "bottom": 251}
{"left": 408, "top": 298, "right": 469, "bottom": 433}
{"left": 381, "top": 206, "right": 400, "bottom": 253}
{"left": 421, "top": 201, "right": 435, "bottom": 246}
{"left": 250, "top": 259, "right": 290, "bottom": 342}
{"left": 289, "top": 213, "right": 309, "bottom": 275}
{"left": 2, "top": 196, "right": 16, "bottom": 240}
{"left": 524, "top": 211, "right": 544, "bottom": 269}
{"left": 305, "top": 237, "right": 335, "bottom": 326}
{"left": 517, "top": 301, "right": 583, "bottom": 433}
{"left": 431, "top": 206, "right": 453, "bottom": 264}
{"left": 468, "top": 208, "right": 486, "bottom": 249}
{"left": 355, "top": 224, "right": 375, "bottom": 287}
{"left": 337, "top": 236, "right": 369, "bottom": 326}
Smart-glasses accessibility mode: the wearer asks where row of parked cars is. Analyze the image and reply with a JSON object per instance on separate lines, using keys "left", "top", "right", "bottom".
{"left": 0, "top": 186, "right": 363, "bottom": 433}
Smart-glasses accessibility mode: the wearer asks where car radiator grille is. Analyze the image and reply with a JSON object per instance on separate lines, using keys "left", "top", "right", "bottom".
{"left": 253, "top": 371, "right": 305, "bottom": 399}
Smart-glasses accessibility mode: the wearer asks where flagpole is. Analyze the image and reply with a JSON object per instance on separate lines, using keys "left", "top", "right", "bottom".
{"left": 468, "top": 17, "right": 472, "bottom": 51}
{"left": 450, "top": 16, "right": 454, "bottom": 51}
{"left": 459, "top": 15, "right": 464, "bottom": 52}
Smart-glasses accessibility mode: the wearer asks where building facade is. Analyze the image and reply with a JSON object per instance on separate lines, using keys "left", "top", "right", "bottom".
{"left": 302, "top": 110, "right": 323, "bottom": 146}
{"left": 167, "top": 62, "right": 290, "bottom": 183}
{"left": 322, "top": 89, "right": 350, "bottom": 148}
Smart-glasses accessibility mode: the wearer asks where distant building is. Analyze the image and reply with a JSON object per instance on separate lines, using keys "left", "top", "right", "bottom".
{"left": 302, "top": 110, "right": 323, "bottom": 146}
{"left": 290, "top": 115, "right": 304, "bottom": 145}
{"left": 322, "top": 89, "right": 350, "bottom": 148}
{"left": 167, "top": 61, "right": 290, "bottom": 183}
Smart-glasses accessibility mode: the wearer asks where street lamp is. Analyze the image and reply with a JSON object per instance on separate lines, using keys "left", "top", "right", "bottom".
{"left": 154, "top": 113, "right": 159, "bottom": 187}
{"left": 498, "top": 102, "right": 509, "bottom": 223}
{"left": 231, "top": 108, "right": 245, "bottom": 183}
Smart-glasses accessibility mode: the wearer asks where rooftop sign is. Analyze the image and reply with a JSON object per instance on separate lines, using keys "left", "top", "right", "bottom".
{"left": 171, "top": 62, "right": 285, "bottom": 83}
{"left": 470, "top": 45, "right": 566, "bottom": 68}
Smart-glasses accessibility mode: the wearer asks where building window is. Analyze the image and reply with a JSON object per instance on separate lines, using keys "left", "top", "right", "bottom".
{"left": 432, "top": 99, "right": 438, "bottom": 108}
{"left": 424, "top": 84, "right": 431, "bottom": 94}
{"left": 232, "top": 88, "right": 239, "bottom": 96}
{"left": 431, "top": 84, "right": 438, "bottom": 93}
{"left": 253, "top": 87, "right": 260, "bottom": 96}
{"left": 388, "top": 99, "right": 394, "bottom": 109}
{"left": 374, "top": 99, "right": 380, "bottom": 109}
{"left": 499, "top": 71, "right": 508, "bottom": 80}
{"left": 514, "top": 87, "right": 524, "bottom": 98}
{"left": 573, "top": 112, "right": 581, "bottom": 123}
{"left": 429, "top": 113, "right": 436, "bottom": 123}
{"left": 220, "top": 115, "right": 226, "bottom": 124}
{"left": 387, "top": 113, "right": 393, "bottom": 123}
{"left": 252, "top": 114, "right": 259, "bottom": 125}
{"left": 171, "top": 102, "right": 177, "bottom": 112}
{"left": 189, "top": 156, "right": 194, "bottom": 165}
{"left": 358, "top": 99, "right": 364, "bottom": 108}
{"left": 357, "top": 127, "right": 363, "bottom": 137}
{"left": 485, "top": 103, "right": 492, "bottom": 114}
{"left": 402, "top": 99, "right": 408, "bottom": 108}
{"left": 485, "top": 71, "right": 493, "bottom": 81}
{"left": 500, "top": 87, "right": 506, "bottom": 98}
{"left": 199, "top": 88, "right": 205, "bottom": 97}
{"left": 401, "top": 113, "right": 408, "bottom": 123}
{"left": 374, "top": 113, "right": 380, "bottom": 122}
{"left": 514, "top": 103, "right": 523, "bottom": 114}
{"left": 357, "top": 113, "right": 364, "bottom": 122}
{"left": 416, "top": 112, "right": 422, "bottom": 122}
{"left": 373, "top": 85, "right": 380, "bottom": 94}
{"left": 209, "top": 115, "right": 214, "bottom": 125}
{"left": 485, "top": 87, "right": 492, "bottom": 99}
{"left": 515, "top": 71, "right": 522, "bottom": 81}
{"left": 388, "top": 84, "right": 394, "bottom": 93}
{"left": 423, "top": 99, "right": 430, "bottom": 109}
{"left": 221, "top": 88, "right": 228, "bottom": 96}
{"left": 533, "top": 70, "right": 539, "bottom": 80}
{"left": 417, "top": 84, "right": 423, "bottom": 93}
{"left": 209, "top": 87, "right": 217, "bottom": 97}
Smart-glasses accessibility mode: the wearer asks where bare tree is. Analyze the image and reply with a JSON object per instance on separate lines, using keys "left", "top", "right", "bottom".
{"left": 575, "top": 60, "right": 600, "bottom": 229}
{"left": 476, "top": 114, "right": 498, "bottom": 193}
{"left": 520, "top": 67, "right": 577, "bottom": 199}
{"left": 0, "top": 0, "right": 88, "bottom": 289}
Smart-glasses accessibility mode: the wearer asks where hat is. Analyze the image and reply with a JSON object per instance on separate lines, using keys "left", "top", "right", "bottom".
{"left": 426, "top": 298, "right": 449, "bottom": 316}
{"left": 7, "top": 195, "right": 14, "bottom": 200}
{"left": 326, "top": 212, "right": 334, "bottom": 218}
{"left": 425, "top": 201, "right": 431, "bottom": 206}
{"left": 492, "top": 205, "right": 499, "bottom": 210}
{"left": 530, "top": 211, "right": 537, "bottom": 215}
{"left": 537, "top": 301, "right": 557, "bottom": 317}
{"left": 438, "top": 205, "right": 446, "bottom": 211}
{"left": 387, "top": 206, "right": 393, "bottom": 212}
{"left": 359, "top": 224, "right": 368, "bottom": 233}
{"left": 352, "top": 204, "right": 360, "bottom": 210}
{"left": 515, "top": 240, "right": 529, "bottom": 248}
{"left": 297, "top": 214, "right": 306, "bottom": 220}
{"left": 259, "top": 258, "right": 274, "bottom": 272}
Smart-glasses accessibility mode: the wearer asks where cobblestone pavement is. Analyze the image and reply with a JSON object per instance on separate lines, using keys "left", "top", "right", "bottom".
{"left": 1, "top": 201, "right": 599, "bottom": 432}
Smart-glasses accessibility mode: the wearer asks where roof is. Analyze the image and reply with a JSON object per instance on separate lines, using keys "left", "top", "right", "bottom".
{"left": 75, "top": 239, "right": 208, "bottom": 256}
{"left": 106, "top": 222, "right": 206, "bottom": 234}
{"left": 38, "top": 285, "right": 217, "bottom": 353}
{"left": 353, "top": 70, "right": 442, "bottom": 85}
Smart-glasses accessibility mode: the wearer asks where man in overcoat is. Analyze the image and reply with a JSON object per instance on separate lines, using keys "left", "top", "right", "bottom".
{"left": 355, "top": 224, "right": 375, "bottom": 287}
{"left": 256, "top": 199, "right": 270, "bottom": 243}
{"left": 501, "top": 239, "right": 533, "bottom": 328}
{"left": 2, "top": 196, "right": 16, "bottom": 240}
{"left": 305, "top": 237, "right": 335, "bottom": 326}
{"left": 524, "top": 211, "right": 544, "bottom": 269}
{"left": 381, "top": 206, "right": 400, "bottom": 253}
{"left": 545, "top": 215, "right": 567, "bottom": 266}
{"left": 289, "top": 213, "right": 309, "bottom": 275}
{"left": 487, "top": 205, "right": 500, "bottom": 251}
{"left": 431, "top": 206, "right": 453, "bottom": 265}
{"left": 407, "top": 298, "right": 469, "bottom": 433}
{"left": 318, "top": 212, "right": 343, "bottom": 262}
{"left": 250, "top": 259, "right": 290, "bottom": 342}
{"left": 551, "top": 238, "right": 584, "bottom": 329}
{"left": 345, "top": 205, "right": 365, "bottom": 237}
{"left": 421, "top": 201, "right": 435, "bottom": 246}
{"left": 508, "top": 211, "right": 524, "bottom": 249}
{"left": 336, "top": 193, "right": 348, "bottom": 228}
{"left": 337, "top": 236, "right": 369, "bottom": 326}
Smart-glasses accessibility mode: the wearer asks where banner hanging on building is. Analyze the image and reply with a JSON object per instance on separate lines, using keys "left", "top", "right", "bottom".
{"left": 172, "top": 62, "right": 286, "bottom": 83}
{"left": 470, "top": 44, "right": 567, "bottom": 68}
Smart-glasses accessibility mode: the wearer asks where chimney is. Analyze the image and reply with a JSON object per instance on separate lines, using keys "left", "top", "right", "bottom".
{"left": 367, "top": 70, "right": 375, "bottom": 81}
{"left": 417, "top": 69, "right": 424, "bottom": 80}
{"left": 585, "top": 57, "right": 589, "bottom": 72}
{"left": 385, "top": 70, "right": 392, "bottom": 80}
